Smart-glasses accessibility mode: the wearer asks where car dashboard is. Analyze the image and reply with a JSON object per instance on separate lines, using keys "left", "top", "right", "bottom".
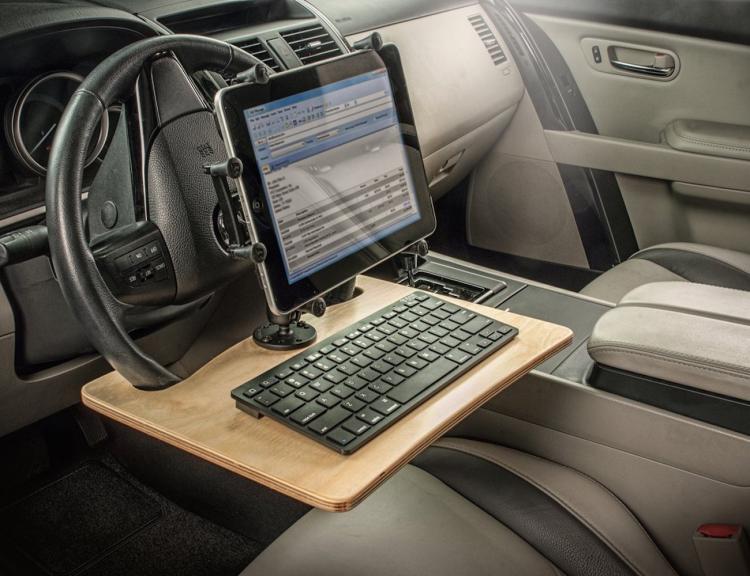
{"left": 0, "top": 0, "right": 525, "bottom": 437}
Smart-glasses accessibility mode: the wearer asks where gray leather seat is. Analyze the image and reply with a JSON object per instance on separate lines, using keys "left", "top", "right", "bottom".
{"left": 241, "top": 438, "right": 677, "bottom": 576}
{"left": 582, "top": 242, "right": 750, "bottom": 303}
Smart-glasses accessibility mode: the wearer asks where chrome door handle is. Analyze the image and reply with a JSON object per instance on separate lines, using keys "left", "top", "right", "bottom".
{"left": 610, "top": 59, "right": 675, "bottom": 77}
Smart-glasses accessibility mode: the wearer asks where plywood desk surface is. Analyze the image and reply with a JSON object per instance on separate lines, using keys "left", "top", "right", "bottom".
{"left": 82, "top": 276, "right": 572, "bottom": 511}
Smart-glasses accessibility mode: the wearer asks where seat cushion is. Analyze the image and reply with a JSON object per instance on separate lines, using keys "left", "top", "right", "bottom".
{"left": 581, "top": 242, "right": 750, "bottom": 303}
{"left": 240, "top": 439, "right": 676, "bottom": 576}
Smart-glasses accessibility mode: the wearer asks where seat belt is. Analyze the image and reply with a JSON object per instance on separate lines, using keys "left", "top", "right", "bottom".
{"left": 693, "top": 524, "right": 750, "bottom": 576}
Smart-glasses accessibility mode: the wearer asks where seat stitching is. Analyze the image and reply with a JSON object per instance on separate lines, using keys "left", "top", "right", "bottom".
{"left": 588, "top": 343, "right": 750, "bottom": 381}
{"left": 634, "top": 247, "right": 750, "bottom": 280}
{"left": 434, "top": 440, "right": 677, "bottom": 576}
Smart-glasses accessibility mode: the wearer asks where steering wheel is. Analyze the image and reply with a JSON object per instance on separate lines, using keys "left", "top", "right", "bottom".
{"left": 46, "top": 35, "right": 263, "bottom": 390}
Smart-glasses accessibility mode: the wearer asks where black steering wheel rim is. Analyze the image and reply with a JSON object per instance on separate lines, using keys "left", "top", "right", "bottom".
{"left": 46, "top": 35, "right": 260, "bottom": 390}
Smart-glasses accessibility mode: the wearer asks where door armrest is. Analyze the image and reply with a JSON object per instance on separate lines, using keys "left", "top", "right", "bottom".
{"left": 664, "top": 119, "right": 750, "bottom": 161}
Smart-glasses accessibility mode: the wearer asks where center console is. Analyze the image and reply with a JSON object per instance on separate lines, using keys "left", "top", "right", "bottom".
{"left": 396, "top": 252, "right": 611, "bottom": 379}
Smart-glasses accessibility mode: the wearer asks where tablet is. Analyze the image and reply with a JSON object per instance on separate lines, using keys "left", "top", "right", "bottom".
{"left": 215, "top": 49, "right": 435, "bottom": 314}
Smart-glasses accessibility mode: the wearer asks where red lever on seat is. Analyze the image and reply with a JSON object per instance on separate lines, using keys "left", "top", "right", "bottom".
{"left": 698, "top": 524, "right": 741, "bottom": 539}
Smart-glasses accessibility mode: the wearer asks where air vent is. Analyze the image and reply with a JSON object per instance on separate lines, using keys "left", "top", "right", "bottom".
{"left": 234, "top": 38, "right": 283, "bottom": 72}
{"left": 469, "top": 14, "right": 507, "bottom": 65}
{"left": 280, "top": 24, "right": 343, "bottom": 66}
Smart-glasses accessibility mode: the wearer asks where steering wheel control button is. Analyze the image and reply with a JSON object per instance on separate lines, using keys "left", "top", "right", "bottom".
{"left": 100, "top": 201, "right": 118, "bottom": 229}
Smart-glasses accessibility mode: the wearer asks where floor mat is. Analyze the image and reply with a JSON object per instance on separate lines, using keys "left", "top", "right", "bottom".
{"left": 0, "top": 458, "right": 260, "bottom": 576}
{"left": 1, "top": 462, "right": 161, "bottom": 576}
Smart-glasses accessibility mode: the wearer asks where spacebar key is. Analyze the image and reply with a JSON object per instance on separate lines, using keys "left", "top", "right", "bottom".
{"left": 387, "top": 358, "right": 458, "bottom": 404}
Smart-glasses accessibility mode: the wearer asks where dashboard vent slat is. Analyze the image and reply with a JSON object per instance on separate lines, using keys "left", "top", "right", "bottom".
{"left": 234, "top": 38, "right": 283, "bottom": 72}
{"left": 468, "top": 14, "right": 507, "bottom": 66}
{"left": 280, "top": 24, "right": 343, "bottom": 66}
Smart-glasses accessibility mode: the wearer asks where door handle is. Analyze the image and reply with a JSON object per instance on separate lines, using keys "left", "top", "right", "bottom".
{"left": 608, "top": 47, "right": 676, "bottom": 78}
{"left": 610, "top": 59, "right": 674, "bottom": 77}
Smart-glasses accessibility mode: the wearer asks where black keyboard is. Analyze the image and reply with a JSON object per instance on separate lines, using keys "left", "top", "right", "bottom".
{"left": 231, "top": 292, "right": 518, "bottom": 454}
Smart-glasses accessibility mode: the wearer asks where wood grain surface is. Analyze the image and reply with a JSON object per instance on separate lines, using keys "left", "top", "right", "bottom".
{"left": 82, "top": 276, "right": 572, "bottom": 511}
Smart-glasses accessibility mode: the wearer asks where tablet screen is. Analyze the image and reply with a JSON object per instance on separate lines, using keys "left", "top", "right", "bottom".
{"left": 243, "top": 68, "right": 420, "bottom": 284}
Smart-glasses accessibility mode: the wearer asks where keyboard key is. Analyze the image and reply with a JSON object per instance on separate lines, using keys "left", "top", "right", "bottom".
{"left": 405, "top": 339, "right": 428, "bottom": 351}
{"left": 327, "top": 352, "right": 347, "bottom": 364}
{"left": 337, "top": 362, "right": 361, "bottom": 376}
{"left": 476, "top": 338, "right": 493, "bottom": 348}
{"left": 290, "top": 404, "right": 325, "bottom": 425}
{"left": 387, "top": 334, "right": 408, "bottom": 347}
{"left": 421, "top": 298, "right": 442, "bottom": 310}
{"left": 320, "top": 345, "right": 336, "bottom": 355}
{"left": 285, "top": 375, "right": 308, "bottom": 388}
{"left": 445, "top": 351, "right": 471, "bottom": 364}
{"left": 351, "top": 354, "right": 372, "bottom": 368}
{"left": 418, "top": 350, "right": 440, "bottom": 363}
{"left": 381, "top": 372, "right": 405, "bottom": 386}
{"left": 388, "top": 317, "right": 408, "bottom": 329}
{"left": 331, "top": 384, "right": 354, "bottom": 399}
{"left": 431, "top": 309, "right": 451, "bottom": 320}
{"left": 344, "top": 376, "right": 370, "bottom": 390}
{"left": 270, "top": 382, "right": 294, "bottom": 397}
{"left": 406, "top": 358, "right": 428, "bottom": 370}
{"left": 340, "top": 345, "right": 360, "bottom": 357}
{"left": 258, "top": 376, "right": 278, "bottom": 388}
{"left": 429, "top": 342, "right": 451, "bottom": 355}
{"left": 314, "top": 360, "right": 336, "bottom": 372}
{"left": 372, "top": 397, "right": 400, "bottom": 416}
{"left": 275, "top": 368, "right": 293, "bottom": 380}
{"left": 411, "top": 306, "right": 430, "bottom": 317}
{"left": 366, "top": 330, "right": 385, "bottom": 342}
{"left": 355, "top": 388, "right": 380, "bottom": 403}
{"left": 411, "top": 321, "right": 431, "bottom": 333}
{"left": 376, "top": 340, "right": 397, "bottom": 353}
{"left": 346, "top": 330, "right": 362, "bottom": 340}
{"left": 395, "top": 365, "right": 417, "bottom": 378}
{"left": 370, "top": 360, "right": 391, "bottom": 374}
{"left": 305, "top": 352, "right": 322, "bottom": 363}
{"left": 393, "top": 305, "right": 408, "bottom": 314}
{"left": 419, "top": 332, "right": 438, "bottom": 344}
{"left": 388, "top": 358, "right": 458, "bottom": 404}
{"left": 341, "top": 398, "right": 366, "bottom": 412}
{"left": 369, "top": 381, "right": 393, "bottom": 394}
{"left": 371, "top": 318, "right": 385, "bottom": 326}
{"left": 357, "top": 408, "right": 384, "bottom": 425}
{"left": 395, "top": 345, "right": 417, "bottom": 358}
{"left": 383, "top": 353, "right": 405, "bottom": 366}
{"left": 308, "top": 406, "right": 350, "bottom": 435}
{"left": 243, "top": 385, "right": 263, "bottom": 398}
{"left": 342, "top": 417, "right": 370, "bottom": 436}
{"left": 462, "top": 317, "right": 493, "bottom": 334}
{"left": 295, "top": 387, "right": 320, "bottom": 401}
{"left": 327, "top": 428, "right": 355, "bottom": 447}
{"left": 499, "top": 325, "right": 513, "bottom": 335}
{"left": 452, "top": 329, "right": 472, "bottom": 342}
{"left": 324, "top": 370, "right": 347, "bottom": 384}
{"left": 359, "top": 368, "right": 381, "bottom": 382}
{"left": 300, "top": 367, "right": 322, "bottom": 380}
{"left": 428, "top": 326, "right": 449, "bottom": 338}
{"left": 459, "top": 342, "right": 482, "bottom": 355}
{"left": 359, "top": 324, "right": 374, "bottom": 333}
{"left": 354, "top": 337, "right": 375, "bottom": 349}
{"left": 310, "top": 379, "right": 333, "bottom": 393}
{"left": 316, "top": 393, "right": 339, "bottom": 408}
{"left": 442, "top": 304, "right": 460, "bottom": 314}
{"left": 382, "top": 311, "right": 397, "bottom": 319}
{"left": 421, "top": 315, "right": 440, "bottom": 326}
{"left": 414, "top": 293, "right": 430, "bottom": 302}
{"left": 449, "top": 310, "right": 475, "bottom": 325}
{"left": 364, "top": 348, "right": 385, "bottom": 360}
{"left": 440, "top": 336, "right": 461, "bottom": 348}
{"left": 254, "top": 392, "right": 280, "bottom": 407}
{"left": 439, "top": 320, "right": 459, "bottom": 331}
{"left": 290, "top": 360, "right": 308, "bottom": 371}
{"left": 378, "top": 324, "right": 397, "bottom": 335}
{"left": 398, "top": 327, "right": 419, "bottom": 339}
{"left": 401, "top": 311, "right": 418, "bottom": 323}
{"left": 272, "top": 396, "right": 305, "bottom": 416}
{"left": 334, "top": 338, "right": 349, "bottom": 347}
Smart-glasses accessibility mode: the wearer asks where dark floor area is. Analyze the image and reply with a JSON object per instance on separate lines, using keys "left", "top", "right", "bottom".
{"left": 0, "top": 409, "right": 306, "bottom": 576}
{"left": 429, "top": 181, "right": 600, "bottom": 293}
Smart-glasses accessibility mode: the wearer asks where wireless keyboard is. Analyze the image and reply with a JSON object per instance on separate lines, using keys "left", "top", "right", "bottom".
{"left": 231, "top": 292, "right": 518, "bottom": 454}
